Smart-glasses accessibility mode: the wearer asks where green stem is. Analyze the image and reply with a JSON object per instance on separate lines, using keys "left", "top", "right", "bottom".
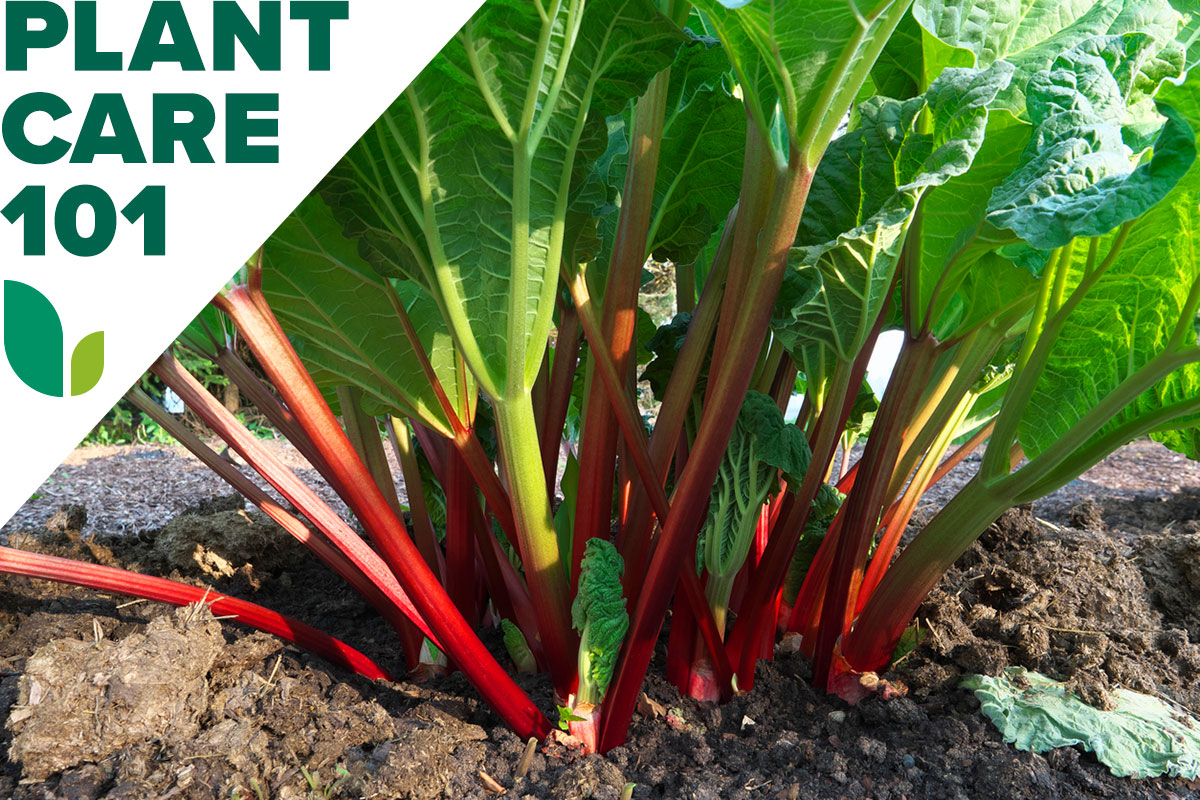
{"left": 982, "top": 224, "right": 1131, "bottom": 479}
{"left": 386, "top": 416, "right": 445, "bottom": 582}
{"left": 843, "top": 476, "right": 1008, "bottom": 671}
{"left": 494, "top": 392, "right": 578, "bottom": 695}
{"left": 999, "top": 347, "right": 1200, "bottom": 500}
{"left": 337, "top": 386, "right": 404, "bottom": 519}
{"left": 803, "top": 0, "right": 914, "bottom": 166}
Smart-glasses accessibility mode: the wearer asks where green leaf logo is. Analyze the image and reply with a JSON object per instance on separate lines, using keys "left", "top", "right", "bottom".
{"left": 3, "top": 280, "right": 104, "bottom": 397}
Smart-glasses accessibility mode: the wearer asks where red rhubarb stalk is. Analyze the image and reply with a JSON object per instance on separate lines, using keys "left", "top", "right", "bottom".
{"left": 189, "top": 292, "right": 551, "bottom": 738}
{"left": 0, "top": 545, "right": 392, "bottom": 681}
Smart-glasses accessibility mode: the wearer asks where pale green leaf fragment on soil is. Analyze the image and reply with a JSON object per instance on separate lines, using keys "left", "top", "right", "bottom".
{"left": 963, "top": 667, "right": 1200, "bottom": 779}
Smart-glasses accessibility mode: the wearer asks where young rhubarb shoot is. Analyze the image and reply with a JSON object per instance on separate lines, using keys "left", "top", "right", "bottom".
{"left": 696, "top": 392, "right": 809, "bottom": 638}
{"left": 502, "top": 619, "right": 538, "bottom": 674}
{"left": 570, "top": 538, "right": 629, "bottom": 751}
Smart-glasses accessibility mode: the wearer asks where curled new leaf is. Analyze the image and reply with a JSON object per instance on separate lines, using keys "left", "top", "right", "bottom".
{"left": 572, "top": 538, "right": 629, "bottom": 705}
{"left": 697, "top": 392, "right": 810, "bottom": 614}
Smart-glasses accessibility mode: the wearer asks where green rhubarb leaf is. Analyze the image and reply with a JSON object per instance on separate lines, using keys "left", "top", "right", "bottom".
{"left": 913, "top": 0, "right": 1183, "bottom": 117}
{"left": 909, "top": 111, "right": 1034, "bottom": 336}
{"left": 697, "top": 392, "right": 810, "bottom": 580}
{"left": 646, "top": 35, "right": 745, "bottom": 267}
{"left": 964, "top": 667, "right": 1200, "bottom": 779}
{"left": 262, "top": 195, "right": 467, "bottom": 437}
{"left": 322, "top": 0, "right": 684, "bottom": 400}
{"left": 3, "top": 280, "right": 64, "bottom": 398}
{"left": 690, "top": 0, "right": 912, "bottom": 159}
{"left": 1019, "top": 74, "right": 1200, "bottom": 459}
{"left": 774, "top": 62, "right": 1014, "bottom": 363}
{"left": 986, "top": 37, "right": 1195, "bottom": 251}
{"left": 572, "top": 538, "right": 629, "bottom": 703}
{"left": 177, "top": 305, "right": 230, "bottom": 360}
{"left": 864, "top": 10, "right": 975, "bottom": 104}
{"left": 844, "top": 380, "right": 880, "bottom": 444}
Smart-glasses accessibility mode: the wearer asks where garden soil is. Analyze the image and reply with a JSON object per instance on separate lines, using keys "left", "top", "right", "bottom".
{"left": 2, "top": 443, "right": 1200, "bottom": 799}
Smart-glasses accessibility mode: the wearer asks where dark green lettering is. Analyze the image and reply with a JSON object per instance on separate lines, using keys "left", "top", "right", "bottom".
{"left": 289, "top": 1, "right": 348, "bottom": 70}
{"left": 6, "top": 2, "right": 68, "bottom": 70}
{"left": 152, "top": 94, "right": 215, "bottom": 163}
{"left": 129, "top": 1, "right": 204, "bottom": 71}
{"left": 75, "top": 1, "right": 121, "bottom": 70}
{"left": 71, "top": 94, "right": 146, "bottom": 163}
{"left": 214, "top": 1, "right": 281, "bottom": 70}
{"left": 3, "top": 93, "right": 71, "bottom": 164}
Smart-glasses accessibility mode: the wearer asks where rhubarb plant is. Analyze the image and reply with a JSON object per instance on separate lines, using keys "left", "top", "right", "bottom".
{"left": 9, "top": 0, "right": 1200, "bottom": 756}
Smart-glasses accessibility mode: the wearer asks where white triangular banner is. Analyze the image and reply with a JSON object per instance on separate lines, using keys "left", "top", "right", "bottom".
{"left": 0, "top": 0, "right": 483, "bottom": 525}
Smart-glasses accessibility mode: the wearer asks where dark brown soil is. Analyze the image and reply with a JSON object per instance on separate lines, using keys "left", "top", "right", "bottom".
{"left": 3, "top": 491, "right": 1200, "bottom": 799}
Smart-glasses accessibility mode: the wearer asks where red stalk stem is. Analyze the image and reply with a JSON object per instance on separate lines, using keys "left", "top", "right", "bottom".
{"left": 856, "top": 419, "right": 995, "bottom": 611}
{"left": 618, "top": 204, "right": 736, "bottom": 592}
{"left": 384, "top": 283, "right": 520, "bottom": 550}
{"left": 384, "top": 416, "right": 446, "bottom": 583}
{"left": 727, "top": 328, "right": 877, "bottom": 688}
{"left": 599, "top": 152, "right": 812, "bottom": 752}
{"left": 566, "top": 266, "right": 730, "bottom": 689}
{"left": 811, "top": 334, "right": 938, "bottom": 687}
{"left": 541, "top": 304, "right": 581, "bottom": 493}
{"left": 446, "top": 447, "right": 481, "bottom": 624}
{"left": 150, "top": 355, "right": 439, "bottom": 645}
{"left": 214, "top": 287, "right": 548, "bottom": 739}
{"left": 0, "top": 545, "right": 392, "bottom": 681}
{"left": 571, "top": 71, "right": 670, "bottom": 591}
{"left": 215, "top": 347, "right": 344, "bottom": 494}
{"left": 127, "top": 387, "right": 422, "bottom": 659}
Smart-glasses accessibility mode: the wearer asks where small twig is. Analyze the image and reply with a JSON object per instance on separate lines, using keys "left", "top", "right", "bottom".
{"left": 92, "top": 618, "right": 104, "bottom": 643}
{"left": 116, "top": 598, "right": 148, "bottom": 609}
{"left": 478, "top": 769, "right": 507, "bottom": 795}
{"left": 514, "top": 736, "right": 537, "bottom": 780}
{"left": 254, "top": 655, "right": 284, "bottom": 696}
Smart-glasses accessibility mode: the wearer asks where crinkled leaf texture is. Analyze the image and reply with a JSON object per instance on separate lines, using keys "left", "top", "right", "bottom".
{"left": 263, "top": 196, "right": 466, "bottom": 436}
{"left": 571, "top": 538, "right": 628, "bottom": 699}
{"left": 964, "top": 667, "right": 1200, "bottom": 779}
{"left": 320, "top": 0, "right": 684, "bottom": 399}
{"left": 773, "top": 63, "right": 1013, "bottom": 365}
{"left": 986, "top": 35, "right": 1194, "bottom": 250}
{"left": 696, "top": 392, "right": 810, "bottom": 579}
{"left": 913, "top": 0, "right": 1183, "bottom": 116}
{"left": 1019, "top": 74, "right": 1200, "bottom": 459}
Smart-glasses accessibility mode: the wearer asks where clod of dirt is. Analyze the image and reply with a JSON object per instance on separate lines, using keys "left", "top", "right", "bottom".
{"left": 899, "top": 505, "right": 1200, "bottom": 716}
{"left": 361, "top": 705, "right": 488, "bottom": 799}
{"left": 1136, "top": 527, "right": 1200, "bottom": 641}
{"left": 552, "top": 757, "right": 627, "bottom": 800}
{"left": 1067, "top": 499, "right": 1105, "bottom": 532}
{"left": 45, "top": 504, "right": 88, "bottom": 534}
{"left": 155, "top": 509, "right": 295, "bottom": 581}
{"left": 179, "top": 493, "right": 245, "bottom": 517}
{"left": 7, "top": 604, "right": 225, "bottom": 781}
